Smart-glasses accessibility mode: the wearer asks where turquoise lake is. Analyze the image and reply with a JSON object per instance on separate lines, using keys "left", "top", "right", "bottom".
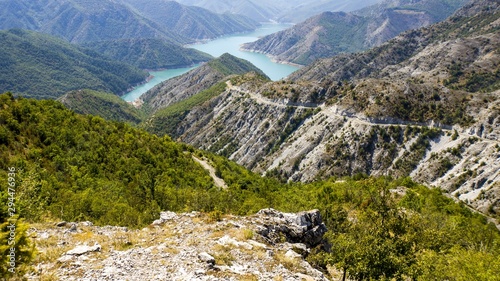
{"left": 121, "top": 23, "right": 299, "bottom": 102}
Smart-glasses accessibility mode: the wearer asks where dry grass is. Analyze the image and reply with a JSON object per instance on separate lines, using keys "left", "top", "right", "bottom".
{"left": 162, "top": 246, "right": 180, "bottom": 255}
{"left": 209, "top": 229, "right": 226, "bottom": 239}
{"left": 211, "top": 244, "right": 235, "bottom": 266}
{"left": 230, "top": 228, "right": 254, "bottom": 241}
{"left": 274, "top": 251, "right": 305, "bottom": 274}
{"left": 239, "top": 273, "right": 259, "bottom": 281}
{"left": 37, "top": 271, "right": 59, "bottom": 281}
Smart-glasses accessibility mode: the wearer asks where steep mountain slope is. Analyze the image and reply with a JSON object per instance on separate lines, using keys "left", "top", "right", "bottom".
{"left": 0, "top": 0, "right": 187, "bottom": 44}
{"left": 242, "top": 0, "right": 468, "bottom": 65}
{"left": 145, "top": 0, "right": 500, "bottom": 217}
{"left": 175, "top": 0, "right": 382, "bottom": 23}
{"left": 142, "top": 53, "right": 268, "bottom": 112}
{"left": 242, "top": 11, "right": 368, "bottom": 65}
{"left": 0, "top": 29, "right": 147, "bottom": 99}
{"left": 58, "top": 89, "right": 144, "bottom": 124}
{"left": 81, "top": 38, "right": 212, "bottom": 69}
{"left": 141, "top": 54, "right": 269, "bottom": 137}
{"left": 121, "top": 0, "right": 260, "bottom": 40}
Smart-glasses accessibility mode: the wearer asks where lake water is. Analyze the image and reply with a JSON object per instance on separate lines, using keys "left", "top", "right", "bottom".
{"left": 121, "top": 23, "right": 298, "bottom": 102}
{"left": 122, "top": 65, "right": 198, "bottom": 102}
{"left": 188, "top": 23, "right": 299, "bottom": 81}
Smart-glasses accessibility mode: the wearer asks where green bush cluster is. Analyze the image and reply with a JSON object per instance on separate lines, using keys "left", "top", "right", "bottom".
{"left": 302, "top": 177, "right": 500, "bottom": 281}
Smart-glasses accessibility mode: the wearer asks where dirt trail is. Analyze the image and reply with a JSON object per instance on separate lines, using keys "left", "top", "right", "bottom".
{"left": 192, "top": 156, "right": 228, "bottom": 189}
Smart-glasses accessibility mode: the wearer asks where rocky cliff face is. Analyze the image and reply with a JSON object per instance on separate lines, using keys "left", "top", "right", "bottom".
{"left": 145, "top": 0, "right": 500, "bottom": 217}
{"left": 241, "top": 0, "right": 468, "bottom": 65}
{"left": 27, "top": 209, "right": 328, "bottom": 280}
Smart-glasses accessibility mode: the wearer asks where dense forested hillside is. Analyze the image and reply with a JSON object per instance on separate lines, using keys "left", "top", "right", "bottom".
{"left": 0, "top": 93, "right": 275, "bottom": 227}
{"left": 81, "top": 38, "right": 212, "bottom": 69}
{"left": 1, "top": 93, "right": 499, "bottom": 280}
{"left": 0, "top": 29, "right": 147, "bottom": 99}
{"left": 242, "top": 0, "right": 468, "bottom": 65}
{"left": 58, "top": 90, "right": 145, "bottom": 124}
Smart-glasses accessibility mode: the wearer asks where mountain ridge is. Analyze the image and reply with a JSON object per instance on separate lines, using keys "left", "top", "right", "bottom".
{"left": 0, "top": 0, "right": 187, "bottom": 44}
{"left": 0, "top": 0, "right": 260, "bottom": 44}
{"left": 242, "top": 0, "right": 468, "bottom": 65}
{"left": 58, "top": 89, "right": 145, "bottom": 124}
{"left": 141, "top": 53, "right": 269, "bottom": 112}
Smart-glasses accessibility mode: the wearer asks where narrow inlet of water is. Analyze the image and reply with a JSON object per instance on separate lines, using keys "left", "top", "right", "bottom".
{"left": 121, "top": 23, "right": 298, "bottom": 102}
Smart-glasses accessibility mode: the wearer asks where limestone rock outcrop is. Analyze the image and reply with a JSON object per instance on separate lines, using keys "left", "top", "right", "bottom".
{"left": 27, "top": 210, "right": 329, "bottom": 281}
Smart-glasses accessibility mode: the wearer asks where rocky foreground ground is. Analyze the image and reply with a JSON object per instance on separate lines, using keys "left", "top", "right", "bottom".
{"left": 26, "top": 209, "right": 333, "bottom": 281}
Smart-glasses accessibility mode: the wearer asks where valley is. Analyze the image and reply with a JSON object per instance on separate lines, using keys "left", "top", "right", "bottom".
{"left": 138, "top": 0, "right": 500, "bottom": 220}
{"left": 1, "top": 0, "right": 500, "bottom": 280}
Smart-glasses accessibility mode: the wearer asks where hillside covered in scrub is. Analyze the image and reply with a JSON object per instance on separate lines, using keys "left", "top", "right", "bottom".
{"left": 1, "top": 0, "right": 500, "bottom": 280}
{"left": 1, "top": 93, "right": 500, "bottom": 280}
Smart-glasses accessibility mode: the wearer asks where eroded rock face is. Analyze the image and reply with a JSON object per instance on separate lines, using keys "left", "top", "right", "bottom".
{"left": 255, "top": 208, "right": 327, "bottom": 248}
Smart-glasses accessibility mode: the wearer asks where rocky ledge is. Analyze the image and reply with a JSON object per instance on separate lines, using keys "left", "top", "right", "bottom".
{"left": 27, "top": 209, "right": 329, "bottom": 281}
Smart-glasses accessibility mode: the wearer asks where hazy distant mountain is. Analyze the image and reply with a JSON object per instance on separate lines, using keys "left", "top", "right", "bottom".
{"left": 121, "top": 0, "right": 260, "bottom": 40}
{"left": 0, "top": 29, "right": 147, "bottom": 99}
{"left": 174, "top": 0, "right": 382, "bottom": 23}
{"left": 0, "top": 0, "right": 187, "bottom": 44}
{"left": 0, "top": 0, "right": 260, "bottom": 43}
{"left": 173, "top": 0, "right": 280, "bottom": 22}
{"left": 241, "top": 0, "right": 468, "bottom": 65}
